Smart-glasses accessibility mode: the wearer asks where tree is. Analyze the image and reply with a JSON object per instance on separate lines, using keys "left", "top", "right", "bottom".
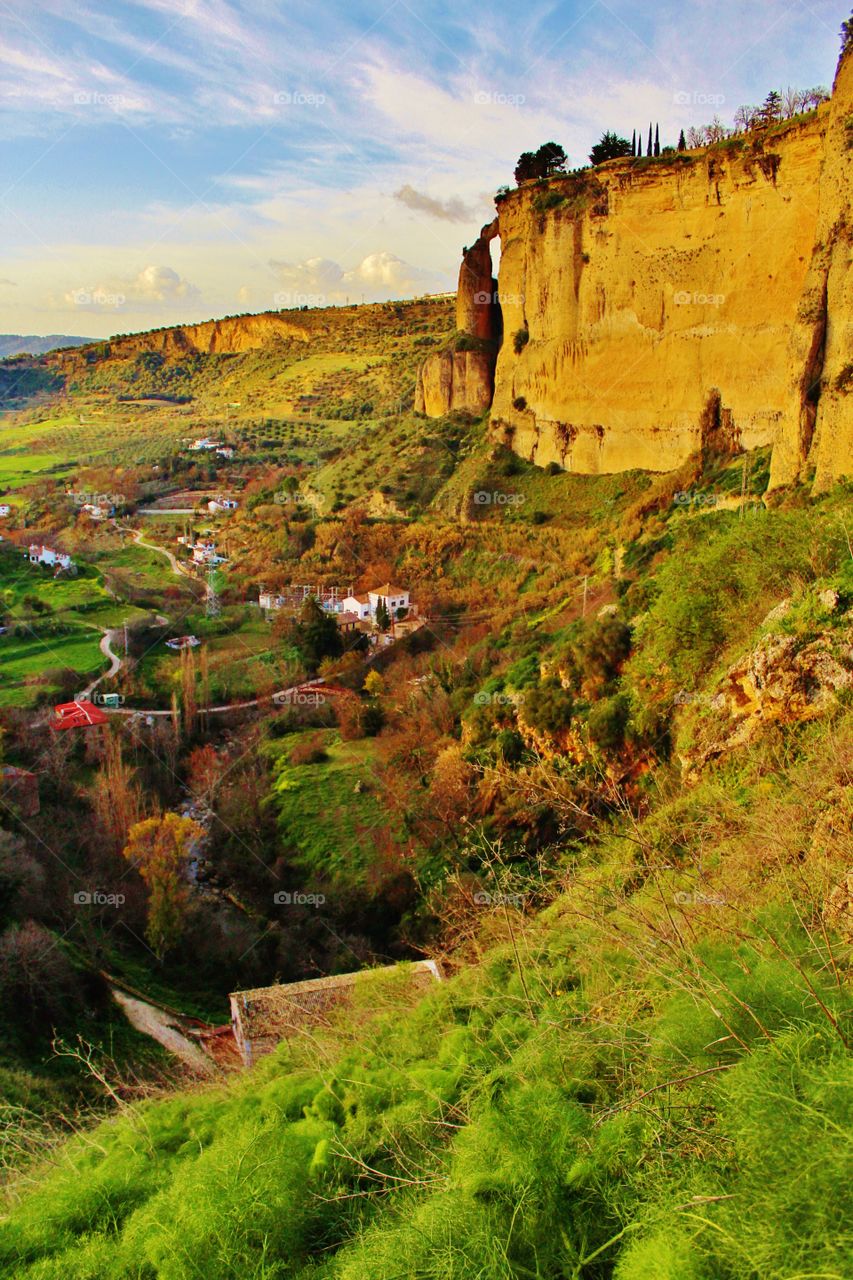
{"left": 733, "top": 104, "right": 757, "bottom": 133}
{"left": 363, "top": 670, "right": 385, "bottom": 698}
{"left": 514, "top": 142, "right": 568, "bottom": 185}
{"left": 589, "top": 131, "right": 632, "bottom": 165}
{"left": 375, "top": 600, "right": 390, "bottom": 632}
{"left": 842, "top": 10, "right": 853, "bottom": 52}
{"left": 654, "top": 124, "right": 660, "bottom": 156}
{"left": 647, "top": 123, "right": 653, "bottom": 155}
{"left": 678, "top": 128, "right": 687, "bottom": 151}
{"left": 514, "top": 151, "right": 538, "bottom": 184}
{"left": 535, "top": 141, "right": 568, "bottom": 175}
{"left": 295, "top": 596, "right": 343, "bottom": 670}
{"left": 758, "top": 90, "right": 783, "bottom": 127}
{"left": 631, "top": 128, "right": 636, "bottom": 156}
{"left": 122, "top": 813, "right": 204, "bottom": 959}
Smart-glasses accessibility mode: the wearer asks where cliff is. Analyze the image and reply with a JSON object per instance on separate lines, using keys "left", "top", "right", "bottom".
{"left": 419, "top": 46, "right": 853, "bottom": 491}
{"left": 414, "top": 220, "right": 500, "bottom": 417}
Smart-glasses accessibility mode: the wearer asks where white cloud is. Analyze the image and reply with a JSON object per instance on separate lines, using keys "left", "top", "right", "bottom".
{"left": 63, "top": 264, "right": 200, "bottom": 312}
{"left": 270, "top": 251, "right": 442, "bottom": 305}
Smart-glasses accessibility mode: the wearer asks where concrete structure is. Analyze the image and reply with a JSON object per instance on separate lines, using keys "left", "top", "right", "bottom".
{"left": 230, "top": 959, "right": 443, "bottom": 1067}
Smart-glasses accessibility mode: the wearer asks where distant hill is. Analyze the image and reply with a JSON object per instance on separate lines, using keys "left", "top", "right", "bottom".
{"left": 0, "top": 333, "right": 94, "bottom": 358}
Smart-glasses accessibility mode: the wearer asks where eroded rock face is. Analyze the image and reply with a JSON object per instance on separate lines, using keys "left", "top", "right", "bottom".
{"left": 415, "top": 219, "right": 500, "bottom": 418}
{"left": 414, "top": 349, "right": 494, "bottom": 417}
{"left": 680, "top": 613, "right": 853, "bottom": 776}
{"left": 458, "top": 45, "right": 853, "bottom": 488}
{"left": 491, "top": 114, "right": 829, "bottom": 477}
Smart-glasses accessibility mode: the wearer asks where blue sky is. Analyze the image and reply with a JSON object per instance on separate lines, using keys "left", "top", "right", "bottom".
{"left": 0, "top": 0, "right": 844, "bottom": 335}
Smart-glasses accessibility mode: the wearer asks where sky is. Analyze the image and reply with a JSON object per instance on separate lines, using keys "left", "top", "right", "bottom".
{"left": 0, "top": 0, "right": 845, "bottom": 337}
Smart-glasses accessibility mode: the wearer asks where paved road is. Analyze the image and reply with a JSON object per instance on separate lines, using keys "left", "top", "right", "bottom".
{"left": 79, "top": 629, "right": 123, "bottom": 700}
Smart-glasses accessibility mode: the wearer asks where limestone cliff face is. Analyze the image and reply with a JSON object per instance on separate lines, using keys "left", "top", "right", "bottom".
{"left": 414, "top": 348, "right": 495, "bottom": 416}
{"left": 779, "top": 47, "right": 853, "bottom": 491}
{"left": 491, "top": 114, "right": 828, "bottom": 477}
{"left": 420, "top": 46, "right": 853, "bottom": 486}
{"left": 415, "top": 220, "right": 500, "bottom": 418}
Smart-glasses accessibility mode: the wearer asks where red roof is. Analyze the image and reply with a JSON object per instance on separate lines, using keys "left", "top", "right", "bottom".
{"left": 51, "top": 701, "right": 109, "bottom": 730}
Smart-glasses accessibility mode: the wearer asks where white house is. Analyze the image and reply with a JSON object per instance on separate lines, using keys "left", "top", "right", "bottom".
{"left": 192, "top": 541, "right": 227, "bottom": 566}
{"left": 189, "top": 437, "right": 222, "bottom": 452}
{"left": 342, "top": 592, "right": 372, "bottom": 621}
{"left": 80, "top": 502, "right": 113, "bottom": 520}
{"left": 208, "top": 497, "right": 238, "bottom": 514}
{"left": 259, "top": 592, "right": 286, "bottom": 611}
{"left": 217, "top": 447, "right": 235, "bottom": 459}
{"left": 0, "top": 505, "right": 10, "bottom": 518}
{"left": 368, "top": 583, "right": 410, "bottom": 619}
{"left": 27, "top": 544, "right": 74, "bottom": 571}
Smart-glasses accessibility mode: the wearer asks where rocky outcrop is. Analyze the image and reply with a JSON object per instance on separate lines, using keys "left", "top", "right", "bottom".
{"left": 415, "top": 220, "right": 500, "bottom": 418}
{"left": 414, "top": 348, "right": 494, "bottom": 416}
{"left": 422, "top": 45, "right": 853, "bottom": 486}
{"left": 680, "top": 602, "right": 853, "bottom": 776}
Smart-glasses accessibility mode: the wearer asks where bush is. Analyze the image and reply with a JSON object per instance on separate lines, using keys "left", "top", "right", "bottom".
{"left": 512, "top": 328, "right": 529, "bottom": 354}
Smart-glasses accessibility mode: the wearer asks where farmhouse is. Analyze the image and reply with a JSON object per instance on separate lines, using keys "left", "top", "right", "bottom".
{"left": 229, "top": 959, "right": 443, "bottom": 1066}
{"left": 188, "top": 437, "right": 222, "bottom": 452}
{"left": 80, "top": 502, "right": 113, "bottom": 520}
{"left": 26, "top": 544, "right": 74, "bottom": 572}
{"left": 0, "top": 504, "right": 10, "bottom": 518}
{"left": 369, "top": 582, "right": 410, "bottom": 618}
{"left": 341, "top": 592, "right": 372, "bottom": 620}
{"left": 207, "top": 497, "right": 238, "bottom": 513}
{"left": 342, "top": 583, "right": 413, "bottom": 624}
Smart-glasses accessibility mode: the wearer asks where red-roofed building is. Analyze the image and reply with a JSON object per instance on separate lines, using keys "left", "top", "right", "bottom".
{"left": 51, "top": 701, "right": 109, "bottom": 730}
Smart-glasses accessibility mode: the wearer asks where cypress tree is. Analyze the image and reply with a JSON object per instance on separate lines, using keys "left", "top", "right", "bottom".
{"left": 678, "top": 128, "right": 687, "bottom": 151}
{"left": 654, "top": 123, "right": 660, "bottom": 155}
{"left": 631, "top": 129, "right": 636, "bottom": 156}
{"left": 647, "top": 123, "right": 653, "bottom": 155}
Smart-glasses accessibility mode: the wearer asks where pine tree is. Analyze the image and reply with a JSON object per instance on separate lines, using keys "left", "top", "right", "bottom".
{"left": 678, "top": 128, "right": 687, "bottom": 151}
{"left": 654, "top": 124, "right": 660, "bottom": 156}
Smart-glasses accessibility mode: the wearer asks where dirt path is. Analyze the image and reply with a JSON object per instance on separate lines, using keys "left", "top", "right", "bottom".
{"left": 111, "top": 987, "right": 217, "bottom": 1077}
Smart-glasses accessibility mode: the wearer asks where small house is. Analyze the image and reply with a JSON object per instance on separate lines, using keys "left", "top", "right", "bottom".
{"left": 368, "top": 583, "right": 410, "bottom": 619}
{"left": 27, "top": 545, "right": 74, "bottom": 572}
{"left": 0, "top": 504, "right": 10, "bottom": 518}
{"left": 342, "top": 593, "right": 372, "bottom": 620}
